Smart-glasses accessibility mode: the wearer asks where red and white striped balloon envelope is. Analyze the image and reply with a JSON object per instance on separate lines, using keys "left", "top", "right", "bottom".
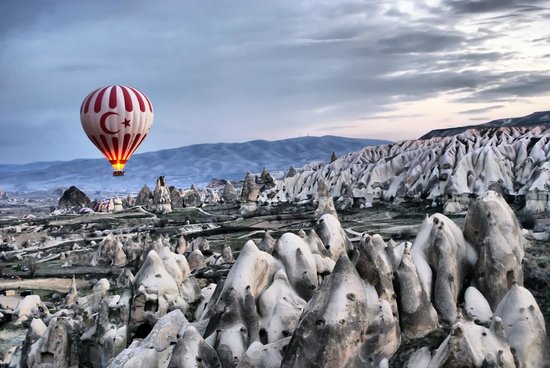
{"left": 80, "top": 85, "right": 153, "bottom": 176}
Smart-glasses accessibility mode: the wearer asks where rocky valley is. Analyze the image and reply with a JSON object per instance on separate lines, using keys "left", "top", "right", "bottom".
{"left": 0, "top": 175, "right": 548, "bottom": 367}
{"left": 0, "top": 115, "right": 549, "bottom": 367}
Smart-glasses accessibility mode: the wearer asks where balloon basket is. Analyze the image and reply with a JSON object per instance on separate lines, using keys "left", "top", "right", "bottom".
{"left": 113, "top": 171, "right": 125, "bottom": 177}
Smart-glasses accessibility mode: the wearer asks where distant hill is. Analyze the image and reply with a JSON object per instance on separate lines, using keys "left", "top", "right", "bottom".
{"left": 421, "top": 110, "right": 550, "bottom": 139}
{"left": 0, "top": 136, "right": 390, "bottom": 193}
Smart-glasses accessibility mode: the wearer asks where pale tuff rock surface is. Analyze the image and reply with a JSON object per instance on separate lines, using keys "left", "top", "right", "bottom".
{"left": 257, "top": 230, "right": 276, "bottom": 254}
{"left": 168, "top": 325, "right": 222, "bottom": 368}
{"left": 183, "top": 184, "right": 203, "bottom": 207}
{"left": 256, "top": 126, "right": 550, "bottom": 210}
{"left": 273, "top": 233, "right": 318, "bottom": 300}
{"left": 463, "top": 286, "right": 493, "bottom": 325}
{"left": 412, "top": 213, "right": 477, "bottom": 323}
{"left": 91, "top": 233, "right": 126, "bottom": 267}
{"left": 130, "top": 250, "right": 199, "bottom": 338}
{"left": 313, "top": 179, "right": 338, "bottom": 219}
{"left": 150, "top": 176, "right": 172, "bottom": 214}
{"left": 396, "top": 246, "right": 439, "bottom": 339}
{"left": 424, "top": 319, "right": 516, "bottom": 367}
{"left": 494, "top": 284, "right": 549, "bottom": 368}
{"left": 27, "top": 317, "right": 81, "bottom": 368}
{"left": 315, "top": 214, "right": 352, "bottom": 261}
{"left": 17, "top": 197, "right": 549, "bottom": 368}
{"left": 464, "top": 191, "right": 524, "bottom": 309}
{"left": 239, "top": 337, "right": 291, "bottom": 368}
{"left": 221, "top": 180, "right": 239, "bottom": 204}
{"left": 14, "top": 295, "right": 49, "bottom": 324}
{"left": 111, "top": 309, "right": 189, "bottom": 368}
{"left": 281, "top": 254, "right": 370, "bottom": 368}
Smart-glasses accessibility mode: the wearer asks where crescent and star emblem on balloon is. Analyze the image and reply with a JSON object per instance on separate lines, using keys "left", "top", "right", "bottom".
{"left": 99, "top": 111, "right": 131, "bottom": 134}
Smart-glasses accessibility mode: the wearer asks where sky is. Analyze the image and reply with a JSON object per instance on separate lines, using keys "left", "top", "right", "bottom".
{"left": 1, "top": 0, "right": 550, "bottom": 164}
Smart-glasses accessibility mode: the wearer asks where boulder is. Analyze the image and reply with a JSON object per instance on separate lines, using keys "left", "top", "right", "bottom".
{"left": 14, "top": 295, "right": 49, "bottom": 324}
{"left": 273, "top": 233, "right": 318, "bottom": 300}
{"left": 315, "top": 214, "right": 352, "bottom": 261}
{"left": 203, "top": 240, "right": 280, "bottom": 365}
{"left": 130, "top": 250, "right": 190, "bottom": 338}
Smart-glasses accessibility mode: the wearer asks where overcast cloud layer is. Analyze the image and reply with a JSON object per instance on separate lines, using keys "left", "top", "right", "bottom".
{"left": 1, "top": 0, "right": 549, "bottom": 163}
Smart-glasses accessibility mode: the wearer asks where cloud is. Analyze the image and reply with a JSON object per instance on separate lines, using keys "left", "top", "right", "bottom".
{"left": 1, "top": 0, "right": 550, "bottom": 164}
{"left": 355, "top": 113, "right": 425, "bottom": 121}
{"left": 459, "top": 105, "right": 504, "bottom": 114}
{"left": 455, "top": 73, "right": 550, "bottom": 102}
{"left": 377, "top": 27, "right": 465, "bottom": 54}
{"left": 442, "top": 0, "right": 546, "bottom": 14}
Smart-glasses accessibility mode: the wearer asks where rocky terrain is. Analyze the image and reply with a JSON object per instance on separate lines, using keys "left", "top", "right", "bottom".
{"left": 1, "top": 112, "right": 550, "bottom": 367}
{"left": 0, "top": 182, "right": 548, "bottom": 367}
{"left": 255, "top": 124, "right": 550, "bottom": 215}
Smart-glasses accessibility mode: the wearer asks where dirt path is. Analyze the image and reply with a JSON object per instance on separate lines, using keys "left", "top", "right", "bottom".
{"left": 0, "top": 278, "right": 92, "bottom": 293}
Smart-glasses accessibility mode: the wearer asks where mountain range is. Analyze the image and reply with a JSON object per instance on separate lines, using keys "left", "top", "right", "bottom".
{"left": 421, "top": 110, "right": 550, "bottom": 139}
{"left": 0, "top": 136, "right": 389, "bottom": 193}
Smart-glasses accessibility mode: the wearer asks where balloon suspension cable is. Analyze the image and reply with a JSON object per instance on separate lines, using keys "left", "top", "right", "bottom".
{"left": 113, "top": 170, "right": 125, "bottom": 177}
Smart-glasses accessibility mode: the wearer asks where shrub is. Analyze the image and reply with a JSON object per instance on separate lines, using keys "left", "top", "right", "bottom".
{"left": 520, "top": 214, "right": 537, "bottom": 230}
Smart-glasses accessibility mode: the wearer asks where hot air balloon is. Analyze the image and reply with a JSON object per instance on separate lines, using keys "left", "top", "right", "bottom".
{"left": 80, "top": 85, "right": 153, "bottom": 176}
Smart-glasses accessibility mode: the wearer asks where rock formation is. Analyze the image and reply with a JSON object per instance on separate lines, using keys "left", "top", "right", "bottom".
{"left": 58, "top": 186, "right": 91, "bottom": 209}
{"left": 412, "top": 213, "right": 477, "bottom": 323}
{"left": 170, "top": 187, "right": 183, "bottom": 208}
{"left": 313, "top": 179, "right": 337, "bottom": 219}
{"left": 150, "top": 176, "right": 172, "bottom": 214}
{"left": 494, "top": 284, "right": 549, "bottom": 367}
{"left": 91, "top": 233, "right": 127, "bottom": 267}
{"left": 240, "top": 172, "right": 259, "bottom": 202}
{"left": 15, "top": 195, "right": 548, "bottom": 368}
{"left": 183, "top": 184, "right": 203, "bottom": 207}
{"left": 254, "top": 125, "right": 550, "bottom": 212}
{"left": 135, "top": 184, "right": 153, "bottom": 206}
{"left": 222, "top": 181, "right": 239, "bottom": 204}
{"left": 258, "top": 168, "right": 276, "bottom": 191}
{"left": 464, "top": 191, "right": 524, "bottom": 308}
